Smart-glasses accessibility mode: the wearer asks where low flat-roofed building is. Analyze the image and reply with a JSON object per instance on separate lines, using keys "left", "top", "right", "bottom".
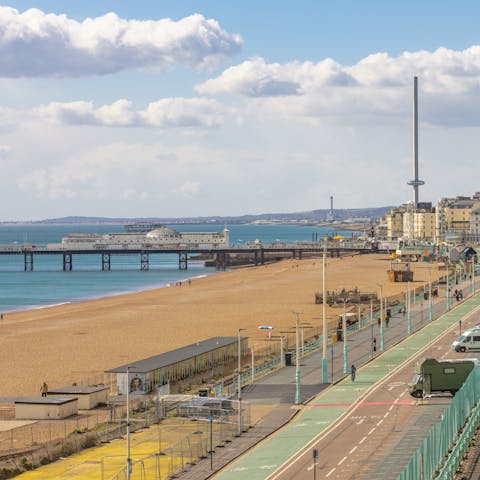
{"left": 106, "top": 336, "right": 247, "bottom": 395}
{"left": 47, "top": 386, "right": 108, "bottom": 410}
{"left": 15, "top": 397, "right": 78, "bottom": 420}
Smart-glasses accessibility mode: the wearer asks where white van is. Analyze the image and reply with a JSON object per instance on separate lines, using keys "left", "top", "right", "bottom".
{"left": 451, "top": 328, "right": 480, "bottom": 352}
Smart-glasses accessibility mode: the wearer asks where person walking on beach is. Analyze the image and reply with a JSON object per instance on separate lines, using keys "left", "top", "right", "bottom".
{"left": 40, "top": 382, "right": 48, "bottom": 397}
{"left": 351, "top": 364, "right": 357, "bottom": 382}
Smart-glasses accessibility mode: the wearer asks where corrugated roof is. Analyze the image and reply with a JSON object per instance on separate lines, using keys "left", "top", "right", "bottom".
{"left": 14, "top": 397, "right": 77, "bottom": 405}
{"left": 106, "top": 336, "right": 245, "bottom": 374}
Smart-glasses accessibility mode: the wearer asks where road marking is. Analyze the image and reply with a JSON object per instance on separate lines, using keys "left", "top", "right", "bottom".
{"left": 230, "top": 466, "right": 248, "bottom": 472}
{"left": 292, "top": 423, "right": 307, "bottom": 428}
{"left": 307, "top": 463, "right": 315, "bottom": 471}
{"left": 356, "top": 418, "right": 365, "bottom": 425}
{"left": 376, "top": 419, "right": 383, "bottom": 426}
{"left": 259, "top": 464, "right": 277, "bottom": 470}
{"left": 326, "top": 468, "right": 336, "bottom": 477}
{"left": 359, "top": 436, "right": 367, "bottom": 444}
{"left": 368, "top": 428, "right": 375, "bottom": 435}
{"left": 349, "top": 446, "right": 358, "bottom": 454}
{"left": 383, "top": 412, "right": 389, "bottom": 419}
{"left": 308, "top": 401, "right": 411, "bottom": 409}
{"left": 388, "top": 405, "right": 394, "bottom": 411}
{"left": 338, "top": 456, "right": 347, "bottom": 465}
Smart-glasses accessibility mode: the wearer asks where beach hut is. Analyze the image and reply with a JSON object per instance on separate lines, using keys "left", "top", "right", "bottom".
{"left": 47, "top": 385, "right": 108, "bottom": 410}
{"left": 15, "top": 397, "right": 78, "bottom": 420}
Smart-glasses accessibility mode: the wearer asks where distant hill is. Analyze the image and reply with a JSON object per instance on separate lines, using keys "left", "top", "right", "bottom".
{"left": 29, "top": 207, "right": 393, "bottom": 225}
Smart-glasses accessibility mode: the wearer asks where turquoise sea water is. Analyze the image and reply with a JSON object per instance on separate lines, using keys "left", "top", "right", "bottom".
{"left": 0, "top": 223, "right": 357, "bottom": 312}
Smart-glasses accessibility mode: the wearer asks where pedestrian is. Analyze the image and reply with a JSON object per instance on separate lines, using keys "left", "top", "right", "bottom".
{"left": 372, "top": 337, "right": 377, "bottom": 352}
{"left": 40, "top": 382, "right": 48, "bottom": 397}
{"left": 377, "top": 317, "right": 381, "bottom": 327}
{"left": 402, "top": 307, "right": 406, "bottom": 317}
{"left": 351, "top": 364, "right": 357, "bottom": 382}
{"left": 460, "top": 289, "right": 463, "bottom": 299}
{"left": 386, "top": 316, "right": 390, "bottom": 328}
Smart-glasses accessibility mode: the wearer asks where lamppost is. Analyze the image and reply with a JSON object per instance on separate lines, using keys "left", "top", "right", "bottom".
{"left": 125, "top": 365, "right": 137, "bottom": 480}
{"left": 428, "top": 269, "right": 433, "bottom": 322}
{"left": 376, "top": 284, "right": 385, "bottom": 351}
{"left": 407, "top": 281, "right": 412, "bottom": 334}
{"left": 446, "top": 262, "right": 451, "bottom": 311}
{"left": 237, "top": 328, "right": 245, "bottom": 436}
{"left": 292, "top": 310, "right": 303, "bottom": 405}
{"left": 322, "top": 244, "right": 328, "bottom": 384}
{"left": 341, "top": 298, "right": 349, "bottom": 374}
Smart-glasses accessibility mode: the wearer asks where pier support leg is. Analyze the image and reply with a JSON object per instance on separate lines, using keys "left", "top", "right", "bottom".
{"left": 63, "top": 253, "right": 72, "bottom": 271}
{"left": 254, "top": 251, "right": 259, "bottom": 266}
{"left": 24, "top": 251, "right": 34, "bottom": 272}
{"left": 179, "top": 252, "right": 188, "bottom": 270}
{"left": 216, "top": 252, "right": 227, "bottom": 270}
{"left": 140, "top": 252, "right": 149, "bottom": 271}
{"left": 260, "top": 249, "right": 265, "bottom": 265}
{"left": 102, "top": 253, "right": 111, "bottom": 271}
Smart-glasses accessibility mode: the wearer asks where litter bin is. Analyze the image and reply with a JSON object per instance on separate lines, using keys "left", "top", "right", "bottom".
{"left": 337, "top": 329, "right": 343, "bottom": 341}
{"left": 198, "top": 388, "right": 209, "bottom": 397}
{"left": 285, "top": 352, "right": 293, "bottom": 366}
{"left": 332, "top": 332, "right": 338, "bottom": 342}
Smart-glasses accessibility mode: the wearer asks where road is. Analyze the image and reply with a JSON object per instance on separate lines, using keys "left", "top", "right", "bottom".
{"left": 214, "top": 287, "right": 480, "bottom": 480}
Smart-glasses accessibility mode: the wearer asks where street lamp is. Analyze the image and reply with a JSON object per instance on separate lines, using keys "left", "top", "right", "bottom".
{"left": 125, "top": 365, "right": 137, "bottom": 480}
{"left": 341, "top": 298, "right": 349, "bottom": 374}
{"left": 376, "top": 284, "right": 385, "bottom": 351}
{"left": 407, "top": 281, "right": 412, "bottom": 334}
{"left": 237, "top": 328, "right": 245, "bottom": 436}
{"left": 292, "top": 310, "right": 303, "bottom": 405}
{"left": 428, "top": 269, "right": 433, "bottom": 322}
{"left": 322, "top": 244, "right": 328, "bottom": 384}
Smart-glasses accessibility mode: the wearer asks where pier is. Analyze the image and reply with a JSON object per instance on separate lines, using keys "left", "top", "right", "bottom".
{"left": 0, "top": 242, "right": 379, "bottom": 272}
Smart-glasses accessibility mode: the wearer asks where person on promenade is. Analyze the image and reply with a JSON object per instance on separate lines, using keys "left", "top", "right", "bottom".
{"left": 40, "top": 382, "right": 48, "bottom": 397}
{"left": 351, "top": 364, "right": 357, "bottom": 382}
{"left": 372, "top": 337, "right": 377, "bottom": 353}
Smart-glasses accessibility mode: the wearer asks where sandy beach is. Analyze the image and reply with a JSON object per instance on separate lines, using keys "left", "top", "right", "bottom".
{"left": 0, "top": 254, "right": 445, "bottom": 396}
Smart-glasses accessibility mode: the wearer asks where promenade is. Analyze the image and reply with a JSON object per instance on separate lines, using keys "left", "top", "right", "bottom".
{"left": 178, "top": 275, "right": 479, "bottom": 480}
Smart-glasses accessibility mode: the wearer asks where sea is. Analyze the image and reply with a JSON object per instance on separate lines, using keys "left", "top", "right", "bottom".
{"left": 0, "top": 223, "right": 359, "bottom": 312}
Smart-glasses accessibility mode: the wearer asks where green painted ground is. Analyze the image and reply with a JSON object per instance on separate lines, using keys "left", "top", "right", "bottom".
{"left": 214, "top": 295, "right": 480, "bottom": 480}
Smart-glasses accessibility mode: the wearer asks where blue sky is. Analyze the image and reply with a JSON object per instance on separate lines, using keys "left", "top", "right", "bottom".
{"left": 0, "top": 1, "right": 480, "bottom": 220}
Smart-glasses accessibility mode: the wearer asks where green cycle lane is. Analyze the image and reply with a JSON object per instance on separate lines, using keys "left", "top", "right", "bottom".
{"left": 214, "top": 294, "right": 480, "bottom": 480}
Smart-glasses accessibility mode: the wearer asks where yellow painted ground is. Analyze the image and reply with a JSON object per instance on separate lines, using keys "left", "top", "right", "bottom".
{"left": 17, "top": 418, "right": 216, "bottom": 480}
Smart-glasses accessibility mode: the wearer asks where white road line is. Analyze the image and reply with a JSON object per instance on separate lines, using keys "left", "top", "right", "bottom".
{"left": 368, "top": 427, "right": 375, "bottom": 435}
{"left": 356, "top": 418, "right": 365, "bottom": 425}
{"left": 388, "top": 405, "right": 394, "bottom": 411}
{"left": 376, "top": 419, "right": 383, "bottom": 426}
{"left": 307, "top": 464, "right": 313, "bottom": 471}
{"left": 383, "top": 412, "right": 389, "bottom": 419}
{"left": 326, "top": 468, "right": 336, "bottom": 477}
{"left": 349, "top": 446, "right": 358, "bottom": 454}
{"left": 338, "top": 456, "right": 347, "bottom": 465}
{"left": 359, "top": 436, "right": 367, "bottom": 444}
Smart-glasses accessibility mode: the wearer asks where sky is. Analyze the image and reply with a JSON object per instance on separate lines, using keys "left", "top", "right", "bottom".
{"left": 1, "top": 1, "right": 480, "bottom": 220}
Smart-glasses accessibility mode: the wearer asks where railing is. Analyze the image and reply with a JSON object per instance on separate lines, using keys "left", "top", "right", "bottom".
{"left": 397, "top": 368, "right": 480, "bottom": 480}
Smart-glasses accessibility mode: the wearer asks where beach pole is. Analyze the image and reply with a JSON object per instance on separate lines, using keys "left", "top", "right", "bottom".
{"left": 322, "top": 245, "right": 328, "bottom": 383}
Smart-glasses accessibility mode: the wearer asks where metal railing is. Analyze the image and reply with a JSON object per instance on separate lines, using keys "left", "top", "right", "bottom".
{"left": 397, "top": 368, "right": 480, "bottom": 480}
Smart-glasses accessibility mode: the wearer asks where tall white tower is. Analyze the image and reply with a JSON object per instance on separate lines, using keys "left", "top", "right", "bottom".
{"left": 407, "top": 76, "right": 424, "bottom": 207}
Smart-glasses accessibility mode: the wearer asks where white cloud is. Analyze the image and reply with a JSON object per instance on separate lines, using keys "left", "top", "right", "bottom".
{"left": 0, "top": 7, "right": 242, "bottom": 77}
{"left": 195, "top": 47, "right": 480, "bottom": 127}
{"left": 0, "top": 145, "right": 11, "bottom": 159}
{"left": 38, "top": 98, "right": 229, "bottom": 129}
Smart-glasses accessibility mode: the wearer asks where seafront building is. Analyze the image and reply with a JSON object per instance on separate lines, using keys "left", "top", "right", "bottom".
{"left": 47, "top": 225, "right": 230, "bottom": 250}
{"left": 383, "top": 192, "right": 480, "bottom": 243}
